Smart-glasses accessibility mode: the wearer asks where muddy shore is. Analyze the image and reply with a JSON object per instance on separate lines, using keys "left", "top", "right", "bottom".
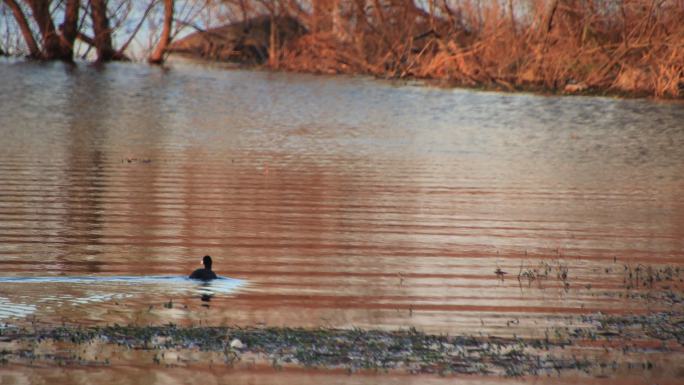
{"left": 1, "top": 311, "right": 682, "bottom": 379}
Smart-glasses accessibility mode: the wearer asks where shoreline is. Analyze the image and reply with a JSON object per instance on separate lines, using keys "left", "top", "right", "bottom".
{"left": 167, "top": 54, "right": 683, "bottom": 102}
{"left": 2, "top": 55, "right": 681, "bottom": 102}
{"left": 1, "top": 311, "right": 682, "bottom": 378}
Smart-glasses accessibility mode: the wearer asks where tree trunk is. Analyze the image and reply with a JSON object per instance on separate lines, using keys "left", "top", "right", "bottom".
{"left": 268, "top": 15, "right": 278, "bottom": 67}
{"left": 59, "top": 0, "right": 80, "bottom": 59}
{"left": 3, "top": 0, "right": 41, "bottom": 58}
{"left": 91, "top": 0, "right": 117, "bottom": 61}
{"left": 148, "top": 0, "right": 174, "bottom": 64}
{"left": 312, "top": 0, "right": 333, "bottom": 32}
{"left": 508, "top": 0, "right": 516, "bottom": 34}
{"left": 352, "top": 0, "right": 367, "bottom": 31}
{"left": 25, "top": 0, "right": 65, "bottom": 60}
{"left": 542, "top": 0, "right": 559, "bottom": 36}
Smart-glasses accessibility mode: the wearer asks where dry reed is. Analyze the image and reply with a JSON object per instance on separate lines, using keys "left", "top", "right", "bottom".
{"left": 252, "top": 0, "right": 684, "bottom": 98}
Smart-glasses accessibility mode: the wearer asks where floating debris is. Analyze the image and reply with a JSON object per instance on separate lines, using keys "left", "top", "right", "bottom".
{"left": 495, "top": 268, "right": 508, "bottom": 282}
{"left": 122, "top": 157, "right": 152, "bottom": 164}
{"left": 229, "top": 338, "right": 244, "bottom": 350}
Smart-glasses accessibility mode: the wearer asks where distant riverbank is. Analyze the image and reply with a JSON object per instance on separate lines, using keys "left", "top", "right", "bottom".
{"left": 167, "top": 2, "right": 683, "bottom": 100}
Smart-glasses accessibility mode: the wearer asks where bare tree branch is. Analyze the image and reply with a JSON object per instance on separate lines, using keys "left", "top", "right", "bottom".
{"left": 3, "top": 0, "right": 41, "bottom": 58}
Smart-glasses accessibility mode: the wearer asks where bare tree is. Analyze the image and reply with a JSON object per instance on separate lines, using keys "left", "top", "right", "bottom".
{"left": 24, "top": 1, "right": 63, "bottom": 59}
{"left": 60, "top": 0, "right": 80, "bottom": 58}
{"left": 1, "top": 0, "right": 208, "bottom": 62}
{"left": 148, "top": 0, "right": 174, "bottom": 64}
{"left": 3, "top": 0, "right": 40, "bottom": 58}
{"left": 91, "top": 0, "right": 119, "bottom": 61}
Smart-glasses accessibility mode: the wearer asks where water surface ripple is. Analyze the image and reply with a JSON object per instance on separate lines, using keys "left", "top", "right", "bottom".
{"left": 0, "top": 60, "right": 683, "bottom": 336}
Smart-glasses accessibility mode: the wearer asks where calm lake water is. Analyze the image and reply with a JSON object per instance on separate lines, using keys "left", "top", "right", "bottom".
{"left": 0, "top": 59, "right": 683, "bottom": 361}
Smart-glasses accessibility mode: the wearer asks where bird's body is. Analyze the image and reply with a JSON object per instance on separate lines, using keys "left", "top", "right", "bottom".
{"left": 189, "top": 255, "right": 218, "bottom": 281}
{"left": 189, "top": 268, "right": 217, "bottom": 280}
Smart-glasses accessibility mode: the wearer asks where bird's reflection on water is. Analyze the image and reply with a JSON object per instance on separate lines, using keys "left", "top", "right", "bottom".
{"left": 198, "top": 282, "right": 214, "bottom": 305}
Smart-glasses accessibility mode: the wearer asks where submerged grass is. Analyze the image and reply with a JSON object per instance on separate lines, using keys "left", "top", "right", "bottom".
{"left": 573, "top": 312, "right": 684, "bottom": 344}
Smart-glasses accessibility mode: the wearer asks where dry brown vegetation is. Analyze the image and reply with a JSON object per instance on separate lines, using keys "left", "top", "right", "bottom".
{"left": 2, "top": 0, "right": 682, "bottom": 97}
{"left": 221, "top": 0, "right": 683, "bottom": 98}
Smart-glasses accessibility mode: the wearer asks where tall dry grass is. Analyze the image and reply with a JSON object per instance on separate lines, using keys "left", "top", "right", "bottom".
{"left": 250, "top": 0, "right": 683, "bottom": 98}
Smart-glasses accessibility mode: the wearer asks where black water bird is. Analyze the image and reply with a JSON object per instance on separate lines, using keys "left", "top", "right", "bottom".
{"left": 189, "top": 255, "right": 218, "bottom": 280}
